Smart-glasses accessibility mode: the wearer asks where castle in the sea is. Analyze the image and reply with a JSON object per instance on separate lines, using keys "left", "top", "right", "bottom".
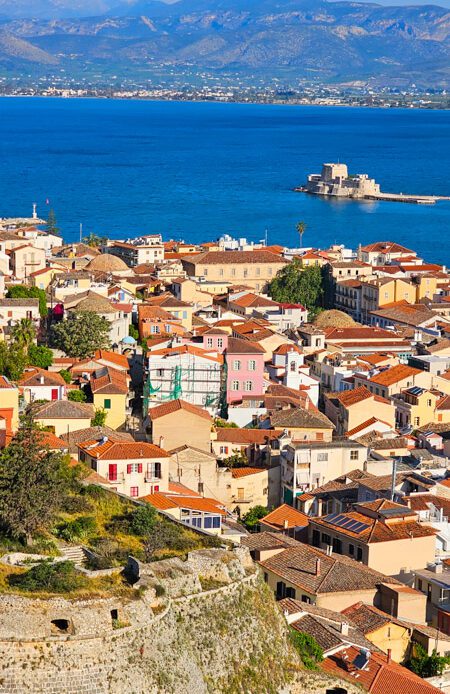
{"left": 303, "top": 162, "right": 381, "bottom": 198}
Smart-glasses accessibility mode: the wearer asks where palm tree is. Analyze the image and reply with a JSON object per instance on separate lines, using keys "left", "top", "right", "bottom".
{"left": 11, "top": 318, "right": 36, "bottom": 355}
{"left": 83, "top": 233, "right": 105, "bottom": 248}
{"left": 296, "top": 221, "right": 306, "bottom": 249}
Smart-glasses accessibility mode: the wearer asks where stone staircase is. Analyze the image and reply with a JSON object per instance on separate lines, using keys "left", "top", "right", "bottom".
{"left": 58, "top": 544, "right": 86, "bottom": 566}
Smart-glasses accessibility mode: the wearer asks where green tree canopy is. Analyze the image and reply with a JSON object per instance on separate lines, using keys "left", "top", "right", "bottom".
{"left": 289, "top": 628, "right": 323, "bottom": 670}
{"left": 7, "top": 285, "right": 48, "bottom": 317}
{"left": 11, "top": 318, "right": 36, "bottom": 355}
{"left": 241, "top": 505, "right": 268, "bottom": 530}
{"left": 68, "top": 389, "right": 87, "bottom": 402}
{"left": 28, "top": 344, "right": 53, "bottom": 369}
{"left": 91, "top": 408, "right": 107, "bottom": 427}
{"left": 220, "top": 450, "right": 249, "bottom": 468}
{"left": 0, "top": 341, "right": 27, "bottom": 381}
{"left": 0, "top": 415, "right": 74, "bottom": 543}
{"left": 407, "top": 644, "right": 450, "bottom": 678}
{"left": 51, "top": 311, "right": 110, "bottom": 359}
{"left": 45, "top": 209, "right": 60, "bottom": 237}
{"left": 59, "top": 369, "right": 72, "bottom": 384}
{"left": 268, "top": 259, "right": 324, "bottom": 319}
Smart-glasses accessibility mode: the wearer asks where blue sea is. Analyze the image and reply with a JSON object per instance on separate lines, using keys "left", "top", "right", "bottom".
{"left": 1, "top": 97, "right": 449, "bottom": 262}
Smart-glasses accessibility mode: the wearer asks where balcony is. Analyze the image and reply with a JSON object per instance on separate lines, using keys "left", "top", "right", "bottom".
{"left": 144, "top": 476, "right": 161, "bottom": 484}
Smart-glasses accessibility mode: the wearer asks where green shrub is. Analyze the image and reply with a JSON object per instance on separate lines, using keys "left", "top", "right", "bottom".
{"left": 68, "top": 389, "right": 87, "bottom": 402}
{"left": 57, "top": 516, "right": 97, "bottom": 543}
{"left": 289, "top": 628, "right": 323, "bottom": 670}
{"left": 8, "top": 561, "right": 87, "bottom": 593}
{"left": 155, "top": 583, "right": 166, "bottom": 597}
{"left": 128, "top": 505, "right": 157, "bottom": 536}
{"left": 59, "top": 369, "right": 72, "bottom": 384}
{"left": 59, "top": 494, "right": 94, "bottom": 515}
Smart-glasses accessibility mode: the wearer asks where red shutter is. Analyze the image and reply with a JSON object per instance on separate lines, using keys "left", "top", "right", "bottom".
{"left": 108, "top": 464, "right": 117, "bottom": 482}
{"left": 127, "top": 464, "right": 132, "bottom": 474}
{"left": 51, "top": 388, "right": 58, "bottom": 400}
{"left": 138, "top": 463, "right": 143, "bottom": 473}
{"left": 153, "top": 485, "right": 159, "bottom": 493}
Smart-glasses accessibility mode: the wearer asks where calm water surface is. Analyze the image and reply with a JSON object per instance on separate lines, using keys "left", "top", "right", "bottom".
{"left": 0, "top": 98, "right": 449, "bottom": 262}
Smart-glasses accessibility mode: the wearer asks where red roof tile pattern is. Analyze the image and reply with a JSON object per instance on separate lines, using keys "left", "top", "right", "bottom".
{"left": 183, "top": 249, "right": 288, "bottom": 265}
{"left": 261, "top": 504, "right": 309, "bottom": 530}
{"left": 148, "top": 398, "right": 212, "bottom": 422}
{"left": 78, "top": 439, "right": 169, "bottom": 460}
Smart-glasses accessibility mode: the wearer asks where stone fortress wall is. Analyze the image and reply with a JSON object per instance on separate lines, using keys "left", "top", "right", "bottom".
{"left": 0, "top": 547, "right": 295, "bottom": 694}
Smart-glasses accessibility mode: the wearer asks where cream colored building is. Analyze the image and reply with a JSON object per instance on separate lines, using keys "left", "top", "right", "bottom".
{"left": 33, "top": 400, "right": 94, "bottom": 436}
{"left": 182, "top": 250, "right": 288, "bottom": 292}
{"left": 148, "top": 399, "right": 212, "bottom": 452}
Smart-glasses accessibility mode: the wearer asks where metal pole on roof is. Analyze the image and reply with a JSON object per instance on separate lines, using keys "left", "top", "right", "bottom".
{"left": 390, "top": 458, "right": 397, "bottom": 501}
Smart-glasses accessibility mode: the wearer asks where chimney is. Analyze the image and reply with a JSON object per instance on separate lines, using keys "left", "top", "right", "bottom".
{"left": 315, "top": 558, "right": 321, "bottom": 576}
{"left": 283, "top": 519, "right": 289, "bottom": 530}
{"left": 39, "top": 375, "right": 45, "bottom": 385}
{"left": 387, "top": 649, "right": 392, "bottom": 663}
{"left": 340, "top": 622, "right": 349, "bottom": 636}
{"left": 159, "top": 436, "right": 165, "bottom": 450}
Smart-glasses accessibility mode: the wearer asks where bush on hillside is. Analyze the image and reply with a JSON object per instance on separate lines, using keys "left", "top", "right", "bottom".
{"left": 8, "top": 560, "right": 86, "bottom": 593}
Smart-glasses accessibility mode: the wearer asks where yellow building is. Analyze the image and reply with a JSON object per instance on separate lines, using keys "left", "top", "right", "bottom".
{"left": 182, "top": 249, "right": 288, "bottom": 293}
{"left": 33, "top": 400, "right": 94, "bottom": 436}
{"left": 342, "top": 602, "right": 412, "bottom": 663}
{"left": 394, "top": 387, "right": 450, "bottom": 429}
{"left": 90, "top": 367, "right": 131, "bottom": 430}
{"left": 324, "top": 386, "right": 396, "bottom": 436}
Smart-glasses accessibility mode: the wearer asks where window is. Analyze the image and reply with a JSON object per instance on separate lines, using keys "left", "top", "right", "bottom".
{"left": 316, "top": 432, "right": 324, "bottom": 441}
{"left": 104, "top": 398, "right": 111, "bottom": 409}
{"left": 256, "top": 267, "right": 260, "bottom": 276}
{"left": 219, "top": 269, "right": 224, "bottom": 277}
{"left": 356, "top": 547, "right": 363, "bottom": 561}
{"left": 217, "top": 338, "right": 223, "bottom": 349}
{"left": 332, "top": 538, "right": 342, "bottom": 554}
{"left": 244, "top": 381, "right": 253, "bottom": 392}
{"left": 206, "top": 338, "right": 213, "bottom": 348}
{"left": 130, "top": 487, "right": 139, "bottom": 498}
{"left": 203, "top": 268, "right": 208, "bottom": 276}
{"left": 231, "top": 268, "right": 236, "bottom": 277}
{"left": 285, "top": 586, "right": 296, "bottom": 599}
{"left": 350, "top": 450, "right": 359, "bottom": 461}
{"left": 268, "top": 268, "right": 273, "bottom": 276}
{"left": 349, "top": 543, "right": 354, "bottom": 556}
{"left": 231, "top": 380, "right": 239, "bottom": 391}
{"left": 243, "top": 269, "right": 248, "bottom": 278}
{"left": 237, "top": 488, "right": 245, "bottom": 500}
{"left": 321, "top": 533, "right": 331, "bottom": 545}
{"left": 151, "top": 325, "right": 159, "bottom": 334}
{"left": 232, "top": 360, "right": 241, "bottom": 371}
{"left": 248, "top": 360, "right": 256, "bottom": 371}
{"left": 414, "top": 417, "right": 420, "bottom": 426}
{"left": 290, "top": 361, "right": 296, "bottom": 372}
{"left": 127, "top": 463, "right": 143, "bottom": 474}
{"left": 147, "top": 462, "right": 161, "bottom": 479}
{"left": 418, "top": 578, "right": 423, "bottom": 591}
{"left": 220, "top": 446, "right": 229, "bottom": 454}
{"left": 317, "top": 452, "right": 328, "bottom": 462}
{"left": 212, "top": 517, "right": 220, "bottom": 528}
{"left": 427, "top": 399, "right": 432, "bottom": 407}
{"left": 301, "top": 595, "right": 311, "bottom": 604}
{"left": 182, "top": 311, "right": 187, "bottom": 319}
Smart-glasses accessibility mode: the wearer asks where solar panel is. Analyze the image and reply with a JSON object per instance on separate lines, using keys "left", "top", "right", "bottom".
{"left": 409, "top": 386, "right": 424, "bottom": 396}
{"left": 324, "top": 513, "right": 369, "bottom": 534}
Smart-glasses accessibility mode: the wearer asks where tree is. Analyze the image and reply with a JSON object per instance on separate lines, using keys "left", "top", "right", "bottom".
{"left": 28, "top": 344, "right": 53, "bottom": 369}
{"left": 7, "top": 285, "right": 47, "bottom": 317}
{"left": 241, "top": 505, "right": 268, "bottom": 531}
{"left": 220, "top": 450, "right": 249, "bottom": 468}
{"left": 214, "top": 417, "right": 238, "bottom": 429}
{"left": 91, "top": 408, "right": 107, "bottom": 426}
{"left": 51, "top": 311, "right": 110, "bottom": 359}
{"left": 407, "top": 644, "right": 450, "bottom": 678}
{"left": 11, "top": 318, "right": 36, "bottom": 355}
{"left": 68, "top": 389, "right": 87, "bottom": 402}
{"left": 129, "top": 505, "right": 157, "bottom": 536}
{"left": 45, "top": 209, "right": 60, "bottom": 237}
{"left": 0, "top": 341, "right": 27, "bottom": 381}
{"left": 268, "top": 259, "right": 324, "bottom": 319}
{"left": 59, "top": 369, "right": 72, "bottom": 384}
{"left": 296, "top": 221, "right": 306, "bottom": 249}
{"left": 143, "top": 522, "right": 171, "bottom": 561}
{"left": 0, "top": 415, "right": 73, "bottom": 544}
{"left": 289, "top": 628, "right": 323, "bottom": 670}
{"left": 83, "top": 232, "right": 106, "bottom": 248}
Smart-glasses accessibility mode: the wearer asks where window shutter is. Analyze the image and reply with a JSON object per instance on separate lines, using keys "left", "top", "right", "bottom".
{"left": 127, "top": 464, "right": 132, "bottom": 474}
{"left": 138, "top": 463, "right": 143, "bottom": 473}
{"left": 108, "top": 464, "right": 117, "bottom": 482}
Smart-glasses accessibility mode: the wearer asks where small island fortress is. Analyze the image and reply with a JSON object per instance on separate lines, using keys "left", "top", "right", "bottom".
{"left": 296, "top": 162, "right": 449, "bottom": 204}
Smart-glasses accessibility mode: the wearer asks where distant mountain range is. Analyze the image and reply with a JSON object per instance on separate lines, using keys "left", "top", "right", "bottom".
{"left": 1, "top": 0, "right": 450, "bottom": 87}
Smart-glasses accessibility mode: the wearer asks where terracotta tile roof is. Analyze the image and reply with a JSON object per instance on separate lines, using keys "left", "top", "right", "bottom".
{"left": 325, "top": 326, "right": 400, "bottom": 341}
{"left": 138, "top": 304, "right": 176, "bottom": 321}
{"left": 270, "top": 407, "right": 334, "bottom": 430}
{"left": 0, "top": 298, "right": 39, "bottom": 308}
{"left": 322, "top": 645, "right": 441, "bottom": 694}
{"left": 168, "top": 481, "right": 201, "bottom": 496}
{"left": 60, "top": 426, "right": 133, "bottom": 453}
{"left": 90, "top": 367, "right": 129, "bottom": 395}
{"left": 241, "top": 531, "right": 301, "bottom": 552}
{"left": 230, "top": 293, "right": 278, "bottom": 308}
{"left": 259, "top": 544, "right": 399, "bottom": 595}
{"left": 34, "top": 400, "right": 94, "bottom": 420}
{"left": 183, "top": 249, "right": 288, "bottom": 265}
{"left": 39, "top": 431, "right": 69, "bottom": 450}
{"left": 78, "top": 439, "right": 169, "bottom": 460}
{"left": 273, "top": 343, "right": 303, "bottom": 355}
{"left": 230, "top": 466, "right": 267, "bottom": 478}
{"left": 360, "top": 241, "right": 415, "bottom": 254}
{"left": 261, "top": 504, "right": 309, "bottom": 530}
{"left": 215, "top": 428, "right": 284, "bottom": 444}
{"left": 226, "top": 336, "right": 266, "bottom": 354}
{"left": 146, "top": 344, "right": 223, "bottom": 364}
{"left": 93, "top": 350, "right": 129, "bottom": 370}
{"left": 368, "top": 364, "right": 421, "bottom": 387}
{"left": 148, "top": 398, "right": 212, "bottom": 422}
{"left": 141, "top": 491, "right": 227, "bottom": 515}
{"left": 0, "top": 375, "right": 14, "bottom": 389}
{"left": 345, "top": 417, "right": 393, "bottom": 438}
{"left": 311, "top": 500, "right": 436, "bottom": 544}
{"left": 341, "top": 602, "right": 404, "bottom": 635}
{"left": 18, "top": 368, "right": 66, "bottom": 388}
{"left": 327, "top": 386, "right": 374, "bottom": 407}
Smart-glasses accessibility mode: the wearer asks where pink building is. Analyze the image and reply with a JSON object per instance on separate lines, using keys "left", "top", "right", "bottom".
{"left": 201, "top": 330, "right": 265, "bottom": 404}
{"left": 225, "top": 337, "right": 265, "bottom": 405}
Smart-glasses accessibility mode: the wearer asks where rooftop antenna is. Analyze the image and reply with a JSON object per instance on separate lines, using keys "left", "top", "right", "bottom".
{"left": 390, "top": 458, "right": 397, "bottom": 501}
{"left": 32, "top": 203, "right": 37, "bottom": 220}
{"left": 79, "top": 223, "right": 83, "bottom": 243}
